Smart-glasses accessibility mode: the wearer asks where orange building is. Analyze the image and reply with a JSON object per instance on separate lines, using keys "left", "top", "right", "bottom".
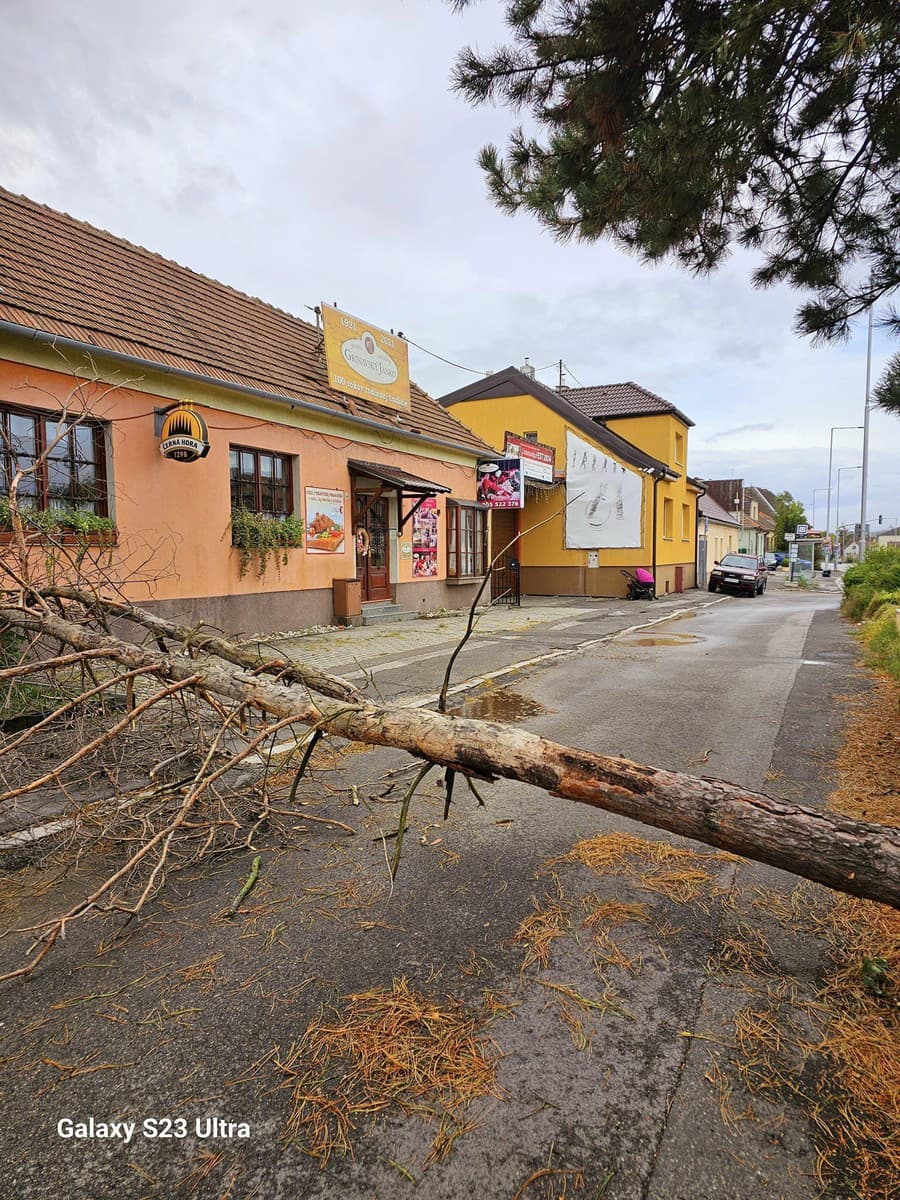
{"left": 0, "top": 189, "right": 495, "bottom": 632}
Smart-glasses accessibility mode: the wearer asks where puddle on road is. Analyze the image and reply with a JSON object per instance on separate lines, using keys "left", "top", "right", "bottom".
{"left": 450, "top": 687, "right": 546, "bottom": 722}
{"left": 615, "top": 632, "right": 703, "bottom": 648}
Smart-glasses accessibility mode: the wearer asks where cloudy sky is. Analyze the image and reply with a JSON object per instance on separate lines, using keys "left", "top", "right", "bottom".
{"left": 2, "top": 0, "right": 898, "bottom": 531}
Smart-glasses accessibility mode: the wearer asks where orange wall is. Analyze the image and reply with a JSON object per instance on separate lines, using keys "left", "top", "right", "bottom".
{"left": 0, "top": 359, "right": 478, "bottom": 601}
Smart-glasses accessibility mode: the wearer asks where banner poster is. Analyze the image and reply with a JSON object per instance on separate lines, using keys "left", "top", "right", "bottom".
{"left": 321, "top": 304, "right": 411, "bottom": 412}
{"left": 565, "top": 431, "right": 643, "bottom": 549}
{"left": 476, "top": 459, "right": 524, "bottom": 509}
{"left": 412, "top": 497, "right": 438, "bottom": 578}
{"left": 305, "top": 487, "right": 346, "bottom": 554}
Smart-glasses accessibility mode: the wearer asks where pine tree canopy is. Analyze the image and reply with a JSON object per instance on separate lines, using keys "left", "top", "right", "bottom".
{"left": 450, "top": 2, "right": 900, "bottom": 344}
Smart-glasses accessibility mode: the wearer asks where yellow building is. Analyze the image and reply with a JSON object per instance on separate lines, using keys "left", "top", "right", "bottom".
{"left": 697, "top": 492, "right": 742, "bottom": 580}
{"left": 439, "top": 368, "right": 701, "bottom": 599}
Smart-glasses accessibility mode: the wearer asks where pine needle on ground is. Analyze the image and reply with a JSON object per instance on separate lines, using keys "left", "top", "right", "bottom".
{"left": 276, "top": 977, "right": 504, "bottom": 1167}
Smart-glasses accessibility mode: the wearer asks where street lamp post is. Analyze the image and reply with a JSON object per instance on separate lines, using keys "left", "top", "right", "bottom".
{"left": 836, "top": 465, "right": 862, "bottom": 554}
{"left": 825, "top": 426, "right": 863, "bottom": 551}
{"left": 812, "top": 488, "right": 829, "bottom": 529}
{"left": 860, "top": 302, "right": 874, "bottom": 562}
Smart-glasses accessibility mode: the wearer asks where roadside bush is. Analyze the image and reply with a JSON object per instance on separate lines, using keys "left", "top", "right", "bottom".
{"left": 842, "top": 547, "right": 900, "bottom": 621}
{"left": 857, "top": 601, "right": 900, "bottom": 682}
{"left": 863, "top": 589, "right": 900, "bottom": 620}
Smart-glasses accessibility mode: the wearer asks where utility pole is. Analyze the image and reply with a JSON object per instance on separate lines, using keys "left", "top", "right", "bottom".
{"left": 558, "top": 359, "right": 565, "bottom": 391}
{"left": 860, "top": 301, "right": 874, "bottom": 562}
{"left": 825, "top": 426, "right": 862, "bottom": 555}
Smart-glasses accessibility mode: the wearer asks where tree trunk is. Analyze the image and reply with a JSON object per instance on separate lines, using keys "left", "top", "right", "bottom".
{"left": 3, "top": 603, "right": 898, "bottom": 909}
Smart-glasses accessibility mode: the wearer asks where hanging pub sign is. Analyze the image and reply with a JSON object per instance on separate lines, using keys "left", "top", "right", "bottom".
{"left": 476, "top": 458, "right": 524, "bottom": 509}
{"left": 321, "top": 303, "right": 411, "bottom": 412}
{"left": 159, "top": 403, "right": 210, "bottom": 463}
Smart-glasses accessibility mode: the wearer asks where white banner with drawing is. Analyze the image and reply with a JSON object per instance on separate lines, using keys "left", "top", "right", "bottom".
{"left": 565, "top": 431, "right": 644, "bottom": 549}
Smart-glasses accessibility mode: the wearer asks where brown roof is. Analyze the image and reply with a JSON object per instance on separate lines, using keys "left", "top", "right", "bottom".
{"left": 699, "top": 493, "right": 741, "bottom": 527}
{"left": 560, "top": 382, "right": 694, "bottom": 427}
{"left": 439, "top": 367, "right": 677, "bottom": 479}
{"left": 0, "top": 188, "right": 492, "bottom": 457}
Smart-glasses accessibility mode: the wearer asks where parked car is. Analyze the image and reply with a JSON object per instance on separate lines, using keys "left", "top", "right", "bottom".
{"left": 764, "top": 552, "right": 784, "bottom": 571}
{"left": 708, "top": 553, "right": 768, "bottom": 596}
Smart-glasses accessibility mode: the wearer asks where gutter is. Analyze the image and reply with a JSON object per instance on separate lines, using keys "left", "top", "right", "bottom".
{"left": 0, "top": 320, "right": 488, "bottom": 463}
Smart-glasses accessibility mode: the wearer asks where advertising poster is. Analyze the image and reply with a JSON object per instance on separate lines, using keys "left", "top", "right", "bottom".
{"left": 412, "top": 497, "right": 438, "bottom": 578}
{"left": 565, "top": 431, "right": 643, "bottom": 548}
{"left": 476, "top": 459, "right": 524, "bottom": 509}
{"left": 305, "top": 487, "right": 346, "bottom": 554}
{"left": 505, "top": 433, "right": 555, "bottom": 483}
{"left": 321, "top": 304, "right": 411, "bottom": 412}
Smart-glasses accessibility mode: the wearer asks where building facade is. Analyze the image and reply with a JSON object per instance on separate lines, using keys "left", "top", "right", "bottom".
{"left": 0, "top": 189, "right": 494, "bottom": 632}
{"left": 439, "top": 369, "right": 701, "bottom": 598}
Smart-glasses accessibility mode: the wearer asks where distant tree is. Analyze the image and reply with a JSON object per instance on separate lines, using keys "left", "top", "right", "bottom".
{"left": 450, "top": 1, "right": 900, "bottom": 344}
{"left": 773, "top": 491, "right": 808, "bottom": 548}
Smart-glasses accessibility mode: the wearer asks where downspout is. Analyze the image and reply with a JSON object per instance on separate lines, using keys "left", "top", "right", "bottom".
{"left": 693, "top": 481, "right": 706, "bottom": 589}
{"left": 651, "top": 473, "right": 660, "bottom": 582}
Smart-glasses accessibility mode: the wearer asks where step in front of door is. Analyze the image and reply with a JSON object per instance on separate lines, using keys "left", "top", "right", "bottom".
{"left": 361, "top": 602, "right": 419, "bottom": 626}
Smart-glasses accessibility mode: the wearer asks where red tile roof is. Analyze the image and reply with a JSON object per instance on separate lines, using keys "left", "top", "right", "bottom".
{"left": 0, "top": 188, "right": 493, "bottom": 456}
{"left": 560, "top": 382, "right": 694, "bottom": 427}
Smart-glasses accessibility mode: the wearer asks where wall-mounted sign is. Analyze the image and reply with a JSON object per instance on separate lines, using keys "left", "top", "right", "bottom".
{"left": 159, "top": 403, "right": 210, "bottom": 463}
{"left": 412, "top": 497, "right": 438, "bottom": 577}
{"left": 305, "top": 487, "right": 346, "bottom": 554}
{"left": 476, "top": 459, "right": 524, "bottom": 509}
{"left": 321, "top": 304, "right": 411, "bottom": 412}
{"left": 565, "top": 431, "right": 643, "bottom": 549}
{"left": 505, "top": 433, "right": 555, "bottom": 483}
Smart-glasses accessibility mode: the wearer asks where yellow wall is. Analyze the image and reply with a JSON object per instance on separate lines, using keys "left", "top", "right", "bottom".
{"left": 703, "top": 519, "right": 740, "bottom": 564}
{"left": 447, "top": 392, "right": 700, "bottom": 595}
{"left": 606, "top": 413, "right": 695, "bottom": 568}
{"left": 450, "top": 392, "right": 657, "bottom": 571}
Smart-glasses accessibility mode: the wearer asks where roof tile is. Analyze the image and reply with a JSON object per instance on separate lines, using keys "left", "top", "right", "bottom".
{"left": 0, "top": 188, "right": 492, "bottom": 456}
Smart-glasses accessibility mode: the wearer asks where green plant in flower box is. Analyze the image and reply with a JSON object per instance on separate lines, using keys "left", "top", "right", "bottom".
{"left": 230, "top": 508, "right": 304, "bottom": 578}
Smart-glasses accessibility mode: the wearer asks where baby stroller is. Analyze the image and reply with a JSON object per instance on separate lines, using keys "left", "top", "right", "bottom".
{"left": 621, "top": 568, "right": 656, "bottom": 601}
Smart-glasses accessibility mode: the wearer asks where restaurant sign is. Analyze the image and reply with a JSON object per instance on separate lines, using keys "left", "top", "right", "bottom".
{"left": 505, "top": 433, "right": 555, "bottom": 483}
{"left": 476, "top": 459, "right": 524, "bottom": 509}
{"left": 159, "top": 403, "right": 210, "bottom": 463}
{"left": 321, "top": 304, "right": 411, "bottom": 412}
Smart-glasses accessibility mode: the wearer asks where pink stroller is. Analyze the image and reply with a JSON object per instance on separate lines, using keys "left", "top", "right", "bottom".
{"left": 621, "top": 568, "right": 656, "bottom": 600}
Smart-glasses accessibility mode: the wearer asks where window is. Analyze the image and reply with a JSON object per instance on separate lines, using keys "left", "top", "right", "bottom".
{"left": 447, "top": 502, "right": 488, "bottom": 578}
{"left": 662, "top": 497, "right": 674, "bottom": 539}
{"left": 674, "top": 430, "right": 685, "bottom": 465}
{"left": 682, "top": 503, "right": 691, "bottom": 540}
{"left": 0, "top": 404, "right": 108, "bottom": 514}
{"left": 229, "top": 446, "right": 293, "bottom": 516}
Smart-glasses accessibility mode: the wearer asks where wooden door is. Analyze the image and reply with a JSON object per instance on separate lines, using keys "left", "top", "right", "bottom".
{"left": 355, "top": 495, "right": 391, "bottom": 602}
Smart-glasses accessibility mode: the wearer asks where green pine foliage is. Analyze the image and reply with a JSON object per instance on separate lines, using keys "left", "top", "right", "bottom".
{"left": 230, "top": 508, "right": 304, "bottom": 578}
{"left": 451, "top": 1, "right": 900, "bottom": 344}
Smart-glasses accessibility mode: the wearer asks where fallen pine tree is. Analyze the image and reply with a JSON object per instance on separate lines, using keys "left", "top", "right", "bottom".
{"left": 0, "top": 590, "right": 896, "bottom": 948}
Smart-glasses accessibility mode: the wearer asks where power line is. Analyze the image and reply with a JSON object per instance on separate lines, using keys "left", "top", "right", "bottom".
{"left": 402, "top": 336, "right": 488, "bottom": 376}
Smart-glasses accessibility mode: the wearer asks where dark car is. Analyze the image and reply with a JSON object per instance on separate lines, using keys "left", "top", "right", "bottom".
{"left": 764, "top": 551, "right": 785, "bottom": 571}
{"left": 708, "top": 553, "right": 768, "bottom": 596}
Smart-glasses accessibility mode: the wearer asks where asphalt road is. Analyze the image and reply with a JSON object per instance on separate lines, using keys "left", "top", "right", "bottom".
{"left": 0, "top": 580, "right": 863, "bottom": 1200}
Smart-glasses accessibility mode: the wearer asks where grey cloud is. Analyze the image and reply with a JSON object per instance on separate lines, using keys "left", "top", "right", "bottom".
{"left": 704, "top": 423, "right": 776, "bottom": 442}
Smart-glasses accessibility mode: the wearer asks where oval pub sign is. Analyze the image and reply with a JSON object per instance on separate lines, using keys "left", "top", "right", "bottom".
{"left": 159, "top": 403, "right": 210, "bottom": 463}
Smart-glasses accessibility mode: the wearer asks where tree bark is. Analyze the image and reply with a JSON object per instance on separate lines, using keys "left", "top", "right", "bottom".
{"left": 3, "top": 603, "right": 898, "bottom": 909}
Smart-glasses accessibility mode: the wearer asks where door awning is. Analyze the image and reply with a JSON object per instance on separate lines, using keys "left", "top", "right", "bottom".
{"left": 348, "top": 460, "right": 451, "bottom": 496}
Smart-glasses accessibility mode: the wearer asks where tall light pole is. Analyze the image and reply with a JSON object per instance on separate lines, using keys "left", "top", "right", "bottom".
{"left": 859, "top": 302, "right": 874, "bottom": 561}
{"left": 836, "top": 465, "right": 862, "bottom": 551}
{"left": 825, "top": 425, "right": 863, "bottom": 551}
{"left": 812, "top": 488, "right": 828, "bottom": 529}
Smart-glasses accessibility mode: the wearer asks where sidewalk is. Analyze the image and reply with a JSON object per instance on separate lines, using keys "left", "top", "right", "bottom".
{"left": 244, "top": 592, "right": 700, "bottom": 679}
